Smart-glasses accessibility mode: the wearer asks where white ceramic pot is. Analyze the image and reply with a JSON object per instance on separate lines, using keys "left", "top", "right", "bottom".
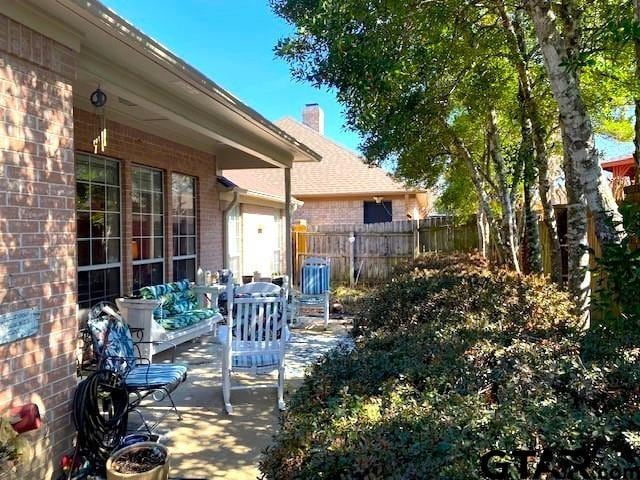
{"left": 106, "top": 442, "right": 170, "bottom": 480}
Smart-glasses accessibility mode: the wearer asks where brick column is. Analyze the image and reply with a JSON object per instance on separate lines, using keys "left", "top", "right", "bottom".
{"left": 0, "top": 14, "right": 77, "bottom": 478}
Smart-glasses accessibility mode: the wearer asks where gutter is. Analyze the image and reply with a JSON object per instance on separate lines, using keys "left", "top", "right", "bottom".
{"left": 221, "top": 191, "right": 241, "bottom": 270}
{"left": 60, "top": 0, "right": 321, "bottom": 163}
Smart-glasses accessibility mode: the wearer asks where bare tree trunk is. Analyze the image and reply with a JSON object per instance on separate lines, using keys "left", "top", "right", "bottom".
{"left": 487, "top": 110, "right": 521, "bottom": 272}
{"left": 520, "top": 110, "right": 543, "bottom": 273}
{"left": 452, "top": 135, "right": 508, "bottom": 263}
{"left": 477, "top": 208, "right": 490, "bottom": 258}
{"left": 561, "top": 120, "right": 591, "bottom": 328}
{"left": 526, "top": 0, "right": 624, "bottom": 246}
{"left": 497, "top": 1, "right": 563, "bottom": 281}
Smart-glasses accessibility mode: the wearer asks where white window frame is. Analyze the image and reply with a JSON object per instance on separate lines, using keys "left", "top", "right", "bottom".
{"left": 75, "top": 152, "right": 123, "bottom": 310}
{"left": 172, "top": 173, "right": 197, "bottom": 281}
{"left": 132, "top": 165, "right": 165, "bottom": 291}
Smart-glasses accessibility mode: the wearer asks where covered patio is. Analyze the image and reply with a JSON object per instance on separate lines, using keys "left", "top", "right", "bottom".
{"left": 0, "top": 1, "right": 320, "bottom": 478}
{"left": 129, "top": 317, "right": 350, "bottom": 479}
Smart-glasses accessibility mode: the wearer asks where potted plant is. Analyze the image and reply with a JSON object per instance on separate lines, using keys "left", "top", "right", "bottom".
{"left": 0, "top": 413, "right": 25, "bottom": 476}
{"left": 106, "top": 442, "right": 170, "bottom": 480}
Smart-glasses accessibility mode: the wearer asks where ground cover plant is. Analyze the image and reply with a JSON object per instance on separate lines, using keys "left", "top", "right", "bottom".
{"left": 260, "top": 253, "right": 640, "bottom": 479}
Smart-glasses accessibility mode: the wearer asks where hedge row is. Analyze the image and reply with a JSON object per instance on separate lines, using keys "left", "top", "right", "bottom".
{"left": 260, "top": 254, "right": 640, "bottom": 479}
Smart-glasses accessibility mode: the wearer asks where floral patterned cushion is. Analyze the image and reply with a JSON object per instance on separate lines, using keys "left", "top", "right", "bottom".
{"left": 139, "top": 280, "right": 218, "bottom": 331}
{"left": 140, "top": 279, "right": 198, "bottom": 320}
{"left": 158, "top": 308, "right": 218, "bottom": 331}
{"left": 87, "top": 316, "right": 137, "bottom": 374}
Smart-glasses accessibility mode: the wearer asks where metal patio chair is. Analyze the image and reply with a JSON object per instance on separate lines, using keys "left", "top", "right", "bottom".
{"left": 86, "top": 303, "right": 187, "bottom": 432}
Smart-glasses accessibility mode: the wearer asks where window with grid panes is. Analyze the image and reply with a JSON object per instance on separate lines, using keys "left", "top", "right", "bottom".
{"left": 172, "top": 174, "right": 197, "bottom": 282}
{"left": 132, "top": 166, "right": 164, "bottom": 293}
{"left": 76, "top": 153, "right": 121, "bottom": 310}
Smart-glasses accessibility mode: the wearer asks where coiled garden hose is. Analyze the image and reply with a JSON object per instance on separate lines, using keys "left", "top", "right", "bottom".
{"left": 70, "top": 369, "right": 129, "bottom": 476}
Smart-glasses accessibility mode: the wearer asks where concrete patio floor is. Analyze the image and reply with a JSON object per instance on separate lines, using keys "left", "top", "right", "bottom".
{"left": 134, "top": 317, "right": 351, "bottom": 479}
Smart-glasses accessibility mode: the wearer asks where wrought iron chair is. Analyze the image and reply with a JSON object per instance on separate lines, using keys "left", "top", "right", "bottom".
{"left": 298, "top": 257, "right": 331, "bottom": 328}
{"left": 218, "top": 275, "right": 288, "bottom": 414}
{"left": 86, "top": 303, "right": 187, "bottom": 432}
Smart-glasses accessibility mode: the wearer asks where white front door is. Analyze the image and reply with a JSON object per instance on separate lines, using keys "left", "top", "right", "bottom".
{"left": 242, "top": 206, "right": 277, "bottom": 277}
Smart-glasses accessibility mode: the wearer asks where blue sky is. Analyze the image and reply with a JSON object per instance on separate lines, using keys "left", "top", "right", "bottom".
{"left": 102, "top": 0, "right": 362, "bottom": 153}
{"left": 103, "top": 0, "right": 632, "bottom": 161}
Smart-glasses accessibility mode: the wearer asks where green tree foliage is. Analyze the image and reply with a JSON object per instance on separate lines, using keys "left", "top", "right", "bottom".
{"left": 435, "top": 157, "right": 478, "bottom": 217}
{"left": 272, "top": 0, "right": 529, "bottom": 269}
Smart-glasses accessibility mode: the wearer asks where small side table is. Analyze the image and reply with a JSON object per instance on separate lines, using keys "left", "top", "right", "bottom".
{"left": 192, "top": 284, "right": 225, "bottom": 311}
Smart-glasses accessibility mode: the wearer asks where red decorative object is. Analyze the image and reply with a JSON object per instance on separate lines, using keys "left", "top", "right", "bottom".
{"left": 9, "top": 403, "right": 41, "bottom": 434}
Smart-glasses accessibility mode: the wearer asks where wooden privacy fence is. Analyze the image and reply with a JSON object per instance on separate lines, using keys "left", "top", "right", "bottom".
{"left": 293, "top": 216, "right": 479, "bottom": 285}
{"left": 293, "top": 208, "right": 603, "bottom": 286}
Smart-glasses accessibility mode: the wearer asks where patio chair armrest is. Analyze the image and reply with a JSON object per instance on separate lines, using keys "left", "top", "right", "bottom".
{"left": 134, "top": 341, "right": 177, "bottom": 363}
{"left": 129, "top": 327, "right": 144, "bottom": 342}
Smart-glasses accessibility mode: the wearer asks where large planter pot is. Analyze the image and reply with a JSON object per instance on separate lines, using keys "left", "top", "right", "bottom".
{"left": 106, "top": 442, "right": 170, "bottom": 480}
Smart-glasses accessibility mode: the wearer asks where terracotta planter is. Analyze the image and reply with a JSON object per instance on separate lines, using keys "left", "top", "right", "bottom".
{"left": 106, "top": 442, "right": 170, "bottom": 480}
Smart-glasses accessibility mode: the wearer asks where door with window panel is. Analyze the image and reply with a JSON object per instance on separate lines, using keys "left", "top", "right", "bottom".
{"left": 132, "top": 166, "right": 164, "bottom": 293}
{"left": 172, "top": 174, "right": 197, "bottom": 282}
{"left": 76, "top": 154, "right": 121, "bottom": 310}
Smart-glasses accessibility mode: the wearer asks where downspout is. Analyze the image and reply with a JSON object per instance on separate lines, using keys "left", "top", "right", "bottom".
{"left": 222, "top": 190, "right": 240, "bottom": 269}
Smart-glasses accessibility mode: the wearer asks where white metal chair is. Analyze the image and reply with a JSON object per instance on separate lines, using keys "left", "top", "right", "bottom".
{"left": 218, "top": 275, "right": 288, "bottom": 414}
{"left": 298, "top": 257, "right": 331, "bottom": 328}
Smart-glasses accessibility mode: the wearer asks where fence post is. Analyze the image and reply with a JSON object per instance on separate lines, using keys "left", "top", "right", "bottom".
{"left": 349, "top": 231, "right": 355, "bottom": 286}
{"left": 413, "top": 220, "right": 419, "bottom": 259}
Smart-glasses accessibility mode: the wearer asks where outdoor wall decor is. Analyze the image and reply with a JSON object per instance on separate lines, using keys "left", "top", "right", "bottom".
{"left": 0, "top": 308, "right": 40, "bottom": 345}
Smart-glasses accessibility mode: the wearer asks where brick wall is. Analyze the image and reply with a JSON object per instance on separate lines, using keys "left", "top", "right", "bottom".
{"left": 0, "top": 15, "right": 77, "bottom": 478}
{"left": 294, "top": 195, "right": 414, "bottom": 225}
{"left": 74, "top": 109, "right": 223, "bottom": 293}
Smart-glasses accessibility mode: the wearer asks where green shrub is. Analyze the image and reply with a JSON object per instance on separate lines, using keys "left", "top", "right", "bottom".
{"left": 332, "top": 285, "right": 373, "bottom": 315}
{"left": 260, "top": 253, "right": 640, "bottom": 479}
{"left": 592, "top": 201, "right": 640, "bottom": 333}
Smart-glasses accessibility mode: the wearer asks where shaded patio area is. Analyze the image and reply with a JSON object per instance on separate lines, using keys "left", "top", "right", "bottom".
{"left": 130, "top": 318, "right": 351, "bottom": 479}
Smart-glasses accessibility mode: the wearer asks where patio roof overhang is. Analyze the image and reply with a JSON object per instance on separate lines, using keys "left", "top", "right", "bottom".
{"left": 217, "top": 177, "right": 303, "bottom": 209}
{"left": 8, "top": 0, "right": 322, "bottom": 170}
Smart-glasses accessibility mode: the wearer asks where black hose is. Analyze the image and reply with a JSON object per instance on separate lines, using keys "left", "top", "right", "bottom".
{"left": 72, "top": 370, "right": 129, "bottom": 473}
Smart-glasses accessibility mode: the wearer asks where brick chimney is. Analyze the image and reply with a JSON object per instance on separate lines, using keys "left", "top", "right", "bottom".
{"left": 302, "top": 103, "right": 324, "bottom": 135}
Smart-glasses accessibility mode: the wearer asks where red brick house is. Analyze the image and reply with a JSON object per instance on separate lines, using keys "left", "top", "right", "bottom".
{"left": 0, "top": 1, "right": 318, "bottom": 477}
{"left": 224, "top": 105, "right": 431, "bottom": 227}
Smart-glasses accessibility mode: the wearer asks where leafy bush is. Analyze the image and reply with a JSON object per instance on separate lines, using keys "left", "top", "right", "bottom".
{"left": 332, "top": 285, "right": 373, "bottom": 315}
{"left": 593, "top": 201, "right": 640, "bottom": 332}
{"left": 260, "top": 253, "right": 640, "bottom": 479}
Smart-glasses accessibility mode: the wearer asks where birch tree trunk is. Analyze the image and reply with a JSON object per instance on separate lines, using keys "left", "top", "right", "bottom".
{"left": 561, "top": 119, "right": 591, "bottom": 328}
{"left": 487, "top": 110, "right": 521, "bottom": 272}
{"left": 526, "top": 0, "right": 624, "bottom": 246}
{"left": 477, "top": 208, "right": 490, "bottom": 259}
{"left": 497, "top": 1, "right": 564, "bottom": 281}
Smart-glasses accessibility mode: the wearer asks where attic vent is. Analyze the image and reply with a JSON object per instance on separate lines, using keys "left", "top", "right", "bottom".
{"left": 118, "top": 96, "right": 137, "bottom": 107}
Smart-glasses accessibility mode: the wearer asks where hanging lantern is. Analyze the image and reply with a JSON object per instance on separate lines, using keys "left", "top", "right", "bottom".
{"left": 90, "top": 87, "right": 108, "bottom": 153}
